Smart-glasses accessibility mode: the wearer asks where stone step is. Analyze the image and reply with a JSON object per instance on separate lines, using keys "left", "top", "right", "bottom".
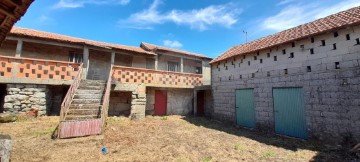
{"left": 69, "top": 104, "right": 102, "bottom": 110}
{"left": 76, "top": 89, "right": 104, "bottom": 94}
{"left": 80, "top": 80, "right": 106, "bottom": 86}
{"left": 78, "top": 85, "right": 105, "bottom": 90}
{"left": 67, "top": 109, "right": 101, "bottom": 116}
{"left": 73, "top": 94, "right": 103, "bottom": 99}
{"left": 72, "top": 99, "right": 102, "bottom": 104}
{"left": 65, "top": 115, "right": 100, "bottom": 121}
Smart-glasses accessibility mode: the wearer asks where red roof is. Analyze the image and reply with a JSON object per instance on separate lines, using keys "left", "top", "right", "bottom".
{"left": 210, "top": 6, "right": 360, "bottom": 64}
{"left": 141, "top": 42, "right": 212, "bottom": 59}
{"left": 9, "top": 27, "right": 156, "bottom": 55}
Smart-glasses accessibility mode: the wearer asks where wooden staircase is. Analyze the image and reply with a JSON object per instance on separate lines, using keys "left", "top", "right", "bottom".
{"left": 57, "top": 64, "right": 113, "bottom": 139}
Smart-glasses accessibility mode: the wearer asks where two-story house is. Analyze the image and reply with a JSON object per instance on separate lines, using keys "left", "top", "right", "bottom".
{"left": 0, "top": 27, "right": 212, "bottom": 138}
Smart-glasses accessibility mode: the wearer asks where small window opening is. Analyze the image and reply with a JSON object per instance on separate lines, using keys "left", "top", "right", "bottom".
{"left": 310, "top": 48, "right": 314, "bottom": 54}
{"left": 333, "top": 43, "right": 337, "bottom": 50}
{"left": 260, "top": 59, "right": 263, "bottom": 63}
{"left": 267, "top": 71, "right": 270, "bottom": 77}
{"left": 291, "top": 42, "right": 295, "bottom": 47}
{"left": 267, "top": 53, "right": 270, "bottom": 58}
{"left": 335, "top": 62, "right": 340, "bottom": 69}
{"left": 239, "top": 75, "right": 242, "bottom": 79}
{"left": 356, "top": 38, "right": 360, "bottom": 45}
{"left": 257, "top": 52, "right": 260, "bottom": 56}
{"left": 240, "top": 59, "right": 243, "bottom": 63}
{"left": 248, "top": 61, "right": 250, "bottom": 66}
{"left": 346, "top": 34, "right": 350, "bottom": 40}
{"left": 251, "top": 73, "right": 255, "bottom": 78}
{"left": 321, "top": 40, "right": 326, "bottom": 46}
{"left": 311, "top": 37, "right": 315, "bottom": 43}
{"left": 274, "top": 56, "right": 277, "bottom": 61}
{"left": 282, "top": 49, "right": 286, "bottom": 54}
{"left": 307, "top": 66, "right": 311, "bottom": 72}
{"left": 225, "top": 66, "right": 228, "bottom": 70}
{"left": 334, "top": 32, "right": 339, "bottom": 37}
{"left": 228, "top": 76, "right": 231, "bottom": 80}
{"left": 284, "top": 69, "right": 288, "bottom": 75}
{"left": 290, "top": 52, "right": 294, "bottom": 58}
{"left": 254, "top": 56, "right": 257, "bottom": 60}
{"left": 243, "top": 55, "right": 246, "bottom": 59}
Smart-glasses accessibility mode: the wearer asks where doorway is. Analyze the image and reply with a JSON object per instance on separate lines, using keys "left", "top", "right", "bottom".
{"left": 196, "top": 90, "right": 205, "bottom": 115}
{"left": 0, "top": 84, "right": 6, "bottom": 113}
{"left": 235, "top": 89, "right": 256, "bottom": 128}
{"left": 154, "top": 90, "right": 167, "bottom": 116}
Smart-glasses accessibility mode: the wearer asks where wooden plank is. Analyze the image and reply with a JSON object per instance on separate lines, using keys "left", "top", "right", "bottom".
{"left": 59, "top": 119, "right": 102, "bottom": 139}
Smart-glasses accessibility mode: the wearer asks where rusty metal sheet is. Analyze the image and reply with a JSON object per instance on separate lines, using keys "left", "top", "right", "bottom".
{"left": 59, "top": 119, "right": 102, "bottom": 139}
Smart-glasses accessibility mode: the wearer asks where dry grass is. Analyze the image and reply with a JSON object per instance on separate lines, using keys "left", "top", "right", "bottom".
{"left": 0, "top": 116, "right": 357, "bottom": 162}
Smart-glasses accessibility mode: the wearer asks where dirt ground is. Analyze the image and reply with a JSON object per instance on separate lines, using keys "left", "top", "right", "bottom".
{"left": 0, "top": 116, "right": 358, "bottom": 162}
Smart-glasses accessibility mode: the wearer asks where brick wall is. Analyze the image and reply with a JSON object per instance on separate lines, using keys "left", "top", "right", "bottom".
{"left": 211, "top": 25, "right": 360, "bottom": 143}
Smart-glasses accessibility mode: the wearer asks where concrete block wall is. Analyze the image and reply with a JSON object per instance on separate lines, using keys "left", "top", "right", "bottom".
{"left": 211, "top": 25, "right": 360, "bottom": 143}
{"left": 108, "top": 91, "right": 132, "bottom": 116}
{"left": 113, "top": 83, "right": 146, "bottom": 119}
{"left": 146, "top": 87, "right": 194, "bottom": 115}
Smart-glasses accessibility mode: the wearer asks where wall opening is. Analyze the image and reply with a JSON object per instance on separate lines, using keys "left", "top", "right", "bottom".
{"left": 47, "top": 85, "right": 70, "bottom": 116}
{"left": 109, "top": 91, "right": 132, "bottom": 117}
{"left": 0, "top": 84, "right": 6, "bottom": 113}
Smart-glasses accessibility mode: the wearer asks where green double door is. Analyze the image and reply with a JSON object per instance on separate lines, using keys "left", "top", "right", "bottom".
{"left": 235, "top": 89, "right": 256, "bottom": 128}
{"left": 273, "top": 88, "right": 307, "bottom": 139}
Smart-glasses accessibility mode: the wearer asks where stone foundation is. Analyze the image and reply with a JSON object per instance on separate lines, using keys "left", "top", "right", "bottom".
{"left": 3, "top": 84, "right": 48, "bottom": 116}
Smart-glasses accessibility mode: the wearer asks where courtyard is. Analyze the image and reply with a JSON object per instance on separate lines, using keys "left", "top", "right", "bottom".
{"left": 0, "top": 116, "right": 356, "bottom": 162}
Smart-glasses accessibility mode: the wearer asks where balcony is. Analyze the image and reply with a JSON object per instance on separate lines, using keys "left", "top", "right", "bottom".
{"left": 0, "top": 56, "right": 81, "bottom": 83}
{"left": 112, "top": 65, "right": 203, "bottom": 87}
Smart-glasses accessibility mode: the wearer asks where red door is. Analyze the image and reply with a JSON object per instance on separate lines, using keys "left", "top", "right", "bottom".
{"left": 154, "top": 90, "right": 167, "bottom": 116}
{"left": 197, "top": 90, "right": 205, "bottom": 115}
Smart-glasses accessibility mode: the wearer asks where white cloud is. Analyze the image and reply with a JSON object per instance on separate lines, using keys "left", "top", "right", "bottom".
{"left": 277, "top": 0, "right": 296, "bottom": 6}
{"left": 118, "top": 0, "right": 241, "bottom": 31}
{"left": 53, "top": 0, "right": 130, "bottom": 9}
{"left": 163, "top": 40, "right": 183, "bottom": 48}
{"left": 263, "top": 0, "right": 360, "bottom": 31}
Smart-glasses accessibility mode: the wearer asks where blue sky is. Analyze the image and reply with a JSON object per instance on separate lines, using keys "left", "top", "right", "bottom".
{"left": 16, "top": 0, "right": 360, "bottom": 58}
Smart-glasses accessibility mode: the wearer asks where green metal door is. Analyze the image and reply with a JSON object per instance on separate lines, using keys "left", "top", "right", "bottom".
{"left": 273, "top": 88, "right": 307, "bottom": 139}
{"left": 235, "top": 89, "right": 256, "bottom": 128}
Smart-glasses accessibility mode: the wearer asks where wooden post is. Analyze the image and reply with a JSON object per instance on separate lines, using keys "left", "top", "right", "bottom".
{"left": 83, "top": 46, "right": 89, "bottom": 79}
{"left": 111, "top": 52, "right": 115, "bottom": 65}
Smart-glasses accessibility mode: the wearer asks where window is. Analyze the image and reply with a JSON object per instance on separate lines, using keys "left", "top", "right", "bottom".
{"left": 240, "top": 59, "right": 243, "bottom": 63}
{"left": 248, "top": 61, "right": 250, "bottom": 66}
{"left": 335, "top": 62, "right": 340, "bottom": 69}
{"left": 307, "top": 66, "right": 311, "bottom": 72}
{"left": 243, "top": 55, "right": 246, "bottom": 59}
{"left": 311, "top": 37, "right": 315, "bottom": 43}
{"left": 257, "top": 52, "right": 260, "bottom": 56}
{"left": 254, "top": 56, "right": 257, "bottom": 60}
{"left": 334, "top": 32, "right": 339, "bottom": 37}
{"left": 167, "top": 61, "right": 179, "bottom": 72}
{"left": 68, "top": 52, "right": 83, "bottom": 63}
{"left": 333, "top": 43, "right": 337, "bottom": 50}
{"left": 239, "top": 75, "right": 242, "bottom": 79}
{"left": 251, "top": 73, "right": 255, "bottom": 78}
{"left": 356, "top": 38, "right": 360, "bottom": 45}
{"left": 284, "top": 69, "right": 288, "bottom": 75}
{"left": 346, "top": 34, "right": 350, "bottom": 40}
{"left": 260, "top": 59, "right": 263, "bottom": 63}
{"left": 282, "top": 49, "right": 286, "bottom": 54}
{"left": 291, "top": 42, "right": 295, "bottom": 47}
{"left": 290, "top": 52, "right": 294, "bottom": 58}
{"left": 274, "top": 56, "right": 277, "bottom": 61}
{"left": 267, "top": 53, "right": 270, "bottom": 58}
{"left": 267, "top": 71, "right": 270, "bottom": 77}
{"left": 310, "top": 48, "right": 314, "bottom": 54}
{"left": 195, "top": 67, "right": 202, "bottom": 74}
{"left": 321, "top": 40, "right": 326, "bottom": 46}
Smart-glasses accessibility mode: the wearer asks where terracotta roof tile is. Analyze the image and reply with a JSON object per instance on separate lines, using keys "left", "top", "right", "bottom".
{"left": 9, "top": 27, "right": 156, "bottom": 55}
{"left": 210, "top": 6, "right": 360, "bottom": 64}
{"left": 141, "top": 42, "right": 212, "bottom": 59}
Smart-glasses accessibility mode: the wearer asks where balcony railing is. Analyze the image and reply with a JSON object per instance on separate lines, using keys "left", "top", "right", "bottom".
{"left": 0, "top": 56, "right": 81, "bottom": 80}
{"left": 112, "top": 65, "right": 203, "bottom": 87}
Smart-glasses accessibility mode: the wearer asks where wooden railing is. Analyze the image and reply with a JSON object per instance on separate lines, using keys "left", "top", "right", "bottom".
{"left": 59, "top": 63, "right": 83, "bottom": 122}
{"left": 112, "top": 65, "right": 203, "bottom": 87}
{"left": 101, "top": 65, "right": 113, "bottom": 132}
{"left": 0, "top": 55, "right": 81, "bottom": 80}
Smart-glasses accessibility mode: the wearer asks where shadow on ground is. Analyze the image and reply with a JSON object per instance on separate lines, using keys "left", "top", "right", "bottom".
{"left": 182, "top": 115, "right": 359, "bottom": 162}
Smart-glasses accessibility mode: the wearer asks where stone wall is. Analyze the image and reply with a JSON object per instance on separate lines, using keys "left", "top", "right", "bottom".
{"left": 3, "top": 84, "right": 48, "bottom": 116}
{"left": 146, "top": 87, "right": 194, "bottom": 115}
{"left": 211, "top": 25, "right": 360, "bottom": 143}
{"left": 113, "top": 83, "right": 146, "bottom": 119}
{"left": 108, "top": 91, "right": 132, "bottom": 116}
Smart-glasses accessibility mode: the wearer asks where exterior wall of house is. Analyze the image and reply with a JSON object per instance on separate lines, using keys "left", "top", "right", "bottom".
{"left": 114, "top": 53, "right": 133, "bottom": 67}
{"left": 22, "top": 42, "right": 81, "bottom": 61}
{"left": 146, "top": 87, "right": 194, "bottom": 115}
{"left": 0, "top": 40, "right": 17, "bottom": 57}
{"left": 108, "top": 91, "right": 132, "bottom": 116}
{"left": 87, "top": 49, "right": 111, "bottom": 80}
{"left": 132, "top": 55, "right": 147, "bottom": 69}
{"left": 158, "top": 54, "right": 181, "bottom": 72}
{"left": 211, "top": 25, "right": 360, "bottom": 143}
